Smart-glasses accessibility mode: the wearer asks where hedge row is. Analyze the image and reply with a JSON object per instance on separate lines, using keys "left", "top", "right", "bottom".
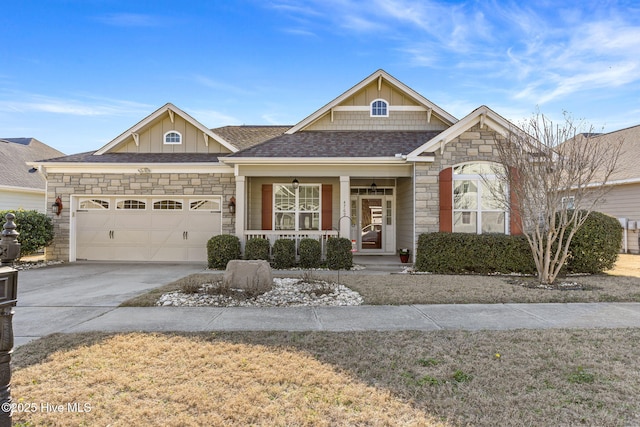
{"left": 415, "top": 211, "right": 622, "bottom": 275}
{"left": 206, "top": 235, "right": 353, "bottom": 270}
{"left": 415, "top": 232, "right": 536, "bottom": 274}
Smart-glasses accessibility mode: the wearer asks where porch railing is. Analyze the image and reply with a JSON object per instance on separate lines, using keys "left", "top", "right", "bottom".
{"left": 243, "top": 230, "right": 339, "bottom": 259}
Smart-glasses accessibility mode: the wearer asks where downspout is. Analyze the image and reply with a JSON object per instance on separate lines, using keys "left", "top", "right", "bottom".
{"left": 412, "top": 162, "right": 416, "bottom": 263}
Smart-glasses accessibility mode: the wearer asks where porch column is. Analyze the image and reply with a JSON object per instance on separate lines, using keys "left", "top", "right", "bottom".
{"left": 339, "top": 176, "right": 350, "bottom": 239}
{"left": 235, "top": 175, "right": 245, "bottom": 242}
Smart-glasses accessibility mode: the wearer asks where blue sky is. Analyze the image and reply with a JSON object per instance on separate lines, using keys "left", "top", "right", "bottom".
{"left": 1, "top": 0, "right": 639, "bottom": 155}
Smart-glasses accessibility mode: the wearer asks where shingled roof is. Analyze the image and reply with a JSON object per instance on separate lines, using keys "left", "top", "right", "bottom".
{"left": 229, "top": 131, "right": 443, "bottom": 158}
{"left": 0, "top": 138, "right": 64, "bottom": 189}
{"left": 212, "top": 126, "right": 291, "bottom": 151}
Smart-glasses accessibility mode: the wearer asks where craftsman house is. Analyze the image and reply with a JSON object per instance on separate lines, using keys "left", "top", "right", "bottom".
{"left": 32, "top": 69, "right": 521, "bottom": 262}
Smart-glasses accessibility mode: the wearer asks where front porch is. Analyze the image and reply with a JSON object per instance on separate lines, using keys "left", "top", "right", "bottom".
{"left": 234, "top": 171, "right": 415, "bottom": 257}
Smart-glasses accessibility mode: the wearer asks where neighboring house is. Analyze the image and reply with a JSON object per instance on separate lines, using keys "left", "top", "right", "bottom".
{"left": 0, "top": 138, "right": 65, "bottom": 212}
{"left": 577, "top": 126, "right": 640, "bottom": 253}
{"left": 31, "top": 69, "right": 523, "bottom": 262}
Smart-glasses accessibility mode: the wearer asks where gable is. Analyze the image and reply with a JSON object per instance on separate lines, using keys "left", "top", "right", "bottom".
{"left": 287, "top": 69, "right": 457, "bottom": 134}
{"left": 112, "top": 114, "right": 232, "bottom": 154}
{"left": 95, "top": 103, "right": 236, "bottom": 155}
{"left": 407, "top": 106, "right": 516, "bottom": 160}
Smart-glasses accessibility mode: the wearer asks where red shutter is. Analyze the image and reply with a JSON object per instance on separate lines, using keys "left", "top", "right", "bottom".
{"left": 321, "top": 185, "right": 332, "bottom": 230}
{"left": 439, "top": 168, "right": 453, "bottom": 232}
{"left": 509, "top": 167, "right": 523, "bottom": 235}
{"left": 262, "top": 185, "right": 273, "bottom": 230}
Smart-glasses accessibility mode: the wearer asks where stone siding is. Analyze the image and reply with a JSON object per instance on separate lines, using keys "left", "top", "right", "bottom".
{"left": 45, "top": 172, "right": 235, "bottom": 260}
{"left": 414, "top": 124, "right": 505, "bottom": 238}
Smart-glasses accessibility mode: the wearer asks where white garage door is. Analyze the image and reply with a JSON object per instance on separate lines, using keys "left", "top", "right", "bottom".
{"left": 75, "top": 196, "right": 222, "bottom": 262}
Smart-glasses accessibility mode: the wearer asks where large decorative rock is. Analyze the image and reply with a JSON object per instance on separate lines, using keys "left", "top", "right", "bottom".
{"left": 223, "top": 260, "right": 273, "bottom": 293}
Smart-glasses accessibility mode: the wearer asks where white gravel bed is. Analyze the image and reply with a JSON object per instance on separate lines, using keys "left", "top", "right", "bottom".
{"left": 157, "top": 277, "right": 363, "bottom": 307}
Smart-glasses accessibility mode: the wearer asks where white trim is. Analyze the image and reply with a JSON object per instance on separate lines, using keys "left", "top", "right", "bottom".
{"left": 221, "top": 156, "right": 428, "bottom": 165}
{"left": 0, "top": 185, "right": 44, "bottom": 194}
{"left": 163, "top": 130, "right": 182, "bottom": 145}
{"left": 370, "top": 98, "right": 389, "bottom": 117}
{"left": 35, "top": 163, "right": 234, "bottom": 175}
{"left": 329, "top": 105, "right": 427, "bottom": 112}
{"left": 584, "top": 177, "right": 640, "bottom": 188}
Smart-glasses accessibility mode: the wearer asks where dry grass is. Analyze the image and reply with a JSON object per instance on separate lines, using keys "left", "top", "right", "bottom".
{"left": 12, "top": 332, "right": 444, "bottom": 427}
{"left": 12, "top": 329, "right": 640, "bottom": 426}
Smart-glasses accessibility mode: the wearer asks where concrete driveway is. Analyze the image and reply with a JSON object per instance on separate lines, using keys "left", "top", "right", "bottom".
{"left": 14, "top": 262, "right": 206, "bottom": 346}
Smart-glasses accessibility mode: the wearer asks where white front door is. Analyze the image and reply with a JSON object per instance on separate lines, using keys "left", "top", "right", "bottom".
{"left": 351, "top": 190, "right": 395, "bottom": 253}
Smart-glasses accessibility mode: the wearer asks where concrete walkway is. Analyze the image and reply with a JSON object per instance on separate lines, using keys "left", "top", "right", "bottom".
{"left": 12, "top": 262, "right": 640, "bottom": 347}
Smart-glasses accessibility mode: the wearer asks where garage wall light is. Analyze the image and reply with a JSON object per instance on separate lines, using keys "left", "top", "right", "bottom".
{"left": 228, "top": 197, "right": 236, "bottom": 214}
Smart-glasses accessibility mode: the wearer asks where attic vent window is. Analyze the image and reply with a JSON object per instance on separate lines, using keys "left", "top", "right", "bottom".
{"left": 164, "top": 131, "right": 182, "bottom": 145}
{"left": 371, "top": 99, "right": 388, "bottom": 117}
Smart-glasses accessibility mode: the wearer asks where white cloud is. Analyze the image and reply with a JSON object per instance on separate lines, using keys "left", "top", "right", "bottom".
{"left": 0, "top": 92, "right": 152, "bottom": 117}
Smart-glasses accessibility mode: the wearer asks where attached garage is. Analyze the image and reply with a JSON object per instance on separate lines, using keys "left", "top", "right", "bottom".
{"left": 74, "top": 195, "right": 222, "bottom": 262}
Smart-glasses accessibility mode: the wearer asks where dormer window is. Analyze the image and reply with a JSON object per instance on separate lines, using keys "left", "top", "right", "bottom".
{"left": 371, "top": 99, "right": 388, "bottom": 117}
{"left": 164, "top": 131, "right": 182, "bottom": 145}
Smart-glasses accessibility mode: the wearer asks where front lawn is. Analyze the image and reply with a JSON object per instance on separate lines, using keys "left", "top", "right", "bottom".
{"left": 12, "top": 329, "right": 640, "bottom": 426}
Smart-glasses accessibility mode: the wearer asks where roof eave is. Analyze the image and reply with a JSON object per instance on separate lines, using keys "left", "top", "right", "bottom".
{"left": 221, "top": 156, "right": 417, "bottom": 165}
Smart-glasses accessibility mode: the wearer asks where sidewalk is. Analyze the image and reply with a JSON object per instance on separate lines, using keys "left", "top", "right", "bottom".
{"left": 15, "top": 302, "right": 640, "bottom": 347}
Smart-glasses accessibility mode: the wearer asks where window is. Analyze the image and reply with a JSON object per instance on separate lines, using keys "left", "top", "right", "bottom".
{"left": 164, "top": 131, "right": 182, "bottom": 145}
{"left": 562, "top": 196, "right": 575, "bottom": 210}
{"left": 116, "top": 199, "right": 146, "bottom": 210}
{"left": 153, "top": 200, "right": 183, "bottom": 210}
{"left": 190, "top": 198, "right": 221, "bottom": 211}
{"left": 79, "top": 199, "right": 109, "bottom": 210}
{"left": 370, "top": 99, "right": 388, "bottom": 117}
{"left": 453, "top": 162, "right": 507, "bottom": 234}
{"left": 274, "top": 184, "right": 320, "bottom": 231}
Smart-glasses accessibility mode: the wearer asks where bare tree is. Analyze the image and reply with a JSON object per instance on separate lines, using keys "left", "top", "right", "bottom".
{"left": 494, "top": 112, "right": 623, "bottom": 285}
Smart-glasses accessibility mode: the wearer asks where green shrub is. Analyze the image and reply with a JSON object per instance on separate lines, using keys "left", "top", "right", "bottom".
{"left": 565, "top": 211, "right": 622, "bottom": 274}
{"left": 244, "top": 237, "right": 271, "bottom": 261}
{"left": 415, "top": 232, "right": 535, "bottom": 274}
{"left": 207, "top": 234, "right": 241, "bottom": 269}
{"left": 0, "top": 210, "right": 54, "bottom": 257}
{"left": 299, "top": 238, "right": 322, "bottom": 269}
{"left": 326, "top": 237, "right": 353, "bottom": 270}
{"left": 272, "top": 239, "right": 296, "bottom": 269}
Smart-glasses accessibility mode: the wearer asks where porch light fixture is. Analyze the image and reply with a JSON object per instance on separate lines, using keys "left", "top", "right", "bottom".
{"left": 370, "top": 181, "right": 377, "bottom": 193}
{"left": 228, "top": 197, "right": 236, "bottom": 214}
{"left": 51, "top": 196, "right": 63, "bottom": 216}
{"left": 292, "top": 178, "right": 300, "bottom": 189}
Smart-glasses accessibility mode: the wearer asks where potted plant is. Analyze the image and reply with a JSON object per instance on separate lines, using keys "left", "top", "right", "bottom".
{"left": 398, "top": 248, "right": 411, "bottom": 263}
